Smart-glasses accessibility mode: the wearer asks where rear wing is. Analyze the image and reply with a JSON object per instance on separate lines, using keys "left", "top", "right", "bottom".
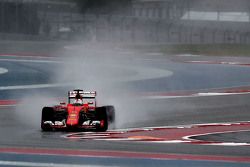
{"left": 68, "top": 90, "right": 96, "bottom": 99}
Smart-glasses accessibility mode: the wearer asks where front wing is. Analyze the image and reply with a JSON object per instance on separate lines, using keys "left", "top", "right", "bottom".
{"left": 42, "top": 120, "right": 102, "bottom": 130}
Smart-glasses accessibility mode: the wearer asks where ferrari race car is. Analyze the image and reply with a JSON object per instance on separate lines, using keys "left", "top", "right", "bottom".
{"left": 41, "top": 89, "right": 115, "bottom": 132}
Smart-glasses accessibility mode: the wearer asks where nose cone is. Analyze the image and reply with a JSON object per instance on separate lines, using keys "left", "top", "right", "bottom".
{"left": 67, "top": 113, "right": 79, "bottom": 126}
{"left": 66, "top": 106, "right": 81, "bottom": 126}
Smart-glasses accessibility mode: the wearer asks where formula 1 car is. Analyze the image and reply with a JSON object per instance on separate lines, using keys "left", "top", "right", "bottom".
{"left": 41, "top": 89, "right": 115, "bottom": 132}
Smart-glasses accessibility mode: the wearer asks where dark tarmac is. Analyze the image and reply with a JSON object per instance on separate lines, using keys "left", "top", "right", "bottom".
{"left": 0, "top": 48, "right": 250, "bottom": 166}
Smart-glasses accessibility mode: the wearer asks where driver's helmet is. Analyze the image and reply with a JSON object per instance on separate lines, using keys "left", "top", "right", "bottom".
{"left": 74, "top": 93, "right": 83, "bottom": 104}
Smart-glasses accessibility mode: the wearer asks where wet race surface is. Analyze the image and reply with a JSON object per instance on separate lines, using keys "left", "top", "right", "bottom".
{"left": 0, "top": 48, "right": 250, "bottom": 166}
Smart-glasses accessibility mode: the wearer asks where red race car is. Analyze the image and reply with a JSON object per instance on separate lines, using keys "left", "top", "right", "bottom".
{"left": 41, "top": 89, "right": 115, "bottom": 132}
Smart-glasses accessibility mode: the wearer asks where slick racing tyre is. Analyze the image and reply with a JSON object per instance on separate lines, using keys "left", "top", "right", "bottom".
{"left": 41, "top": 107, "right": 54, "bottom": 131}
{"left": 105, "top": 105, "right": 115, "bottom": 123}
{"left": 96, "top": 107, "right": 108, "bottom": 132}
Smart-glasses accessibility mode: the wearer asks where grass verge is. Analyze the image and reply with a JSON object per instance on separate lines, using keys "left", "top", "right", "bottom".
{"left": 129, "top": 44, "right": 250, "bottom": 57}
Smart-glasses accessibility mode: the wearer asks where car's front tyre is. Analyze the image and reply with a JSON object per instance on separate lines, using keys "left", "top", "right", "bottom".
{"left": 41, "top": 107, "right": 54, "bottom": 131}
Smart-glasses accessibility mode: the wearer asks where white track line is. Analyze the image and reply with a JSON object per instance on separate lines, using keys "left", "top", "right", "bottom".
{"left": 64, "top": 121, "right": 250, "bottom": 146}
{"left": 0, "top": 161, "right": 101, "bottom": 167}
{"left": 102, "top": 121, "right": 250, "bottom": 133}
{"left": 0, "top": 58, "right": 60, "bottom": 63}
{"left": 183, "top": 129, "right": 250, "bottom": 146}
{"left": 144, "top": 91, "right": 250, "bottom": 99}
{"left": 0, "top": 67, "right": 8, "bottom": 75}
{"left": 0, "top": 83, "right": 69, "bottom": 91}
{"left": 176, "top": 54, "right": 201, "bottom": 57}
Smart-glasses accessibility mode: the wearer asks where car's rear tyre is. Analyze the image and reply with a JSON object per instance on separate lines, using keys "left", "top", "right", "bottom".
{"left": 41, "top": 107, "right": 54, "bottom": 131}
{"left": 96, "top": 107, "right": 108, "bottom": 132}
{"left": 105, "top": 105, "right": 115, "bottom": 123}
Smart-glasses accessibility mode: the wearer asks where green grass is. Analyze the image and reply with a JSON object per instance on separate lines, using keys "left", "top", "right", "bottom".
{"left": 129, "top": 44, "right": 250, "bottom": 57}
{"left": 0, "top": 40, "right": 71, "bottom": 55}
{"left": 1, "top": 40, "right": 250, "bottom": 57}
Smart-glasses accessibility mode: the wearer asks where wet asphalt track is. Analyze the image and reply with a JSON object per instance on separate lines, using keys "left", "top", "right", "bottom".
{"left": 0, "top": 50, "right": 250, "bottom": 166}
